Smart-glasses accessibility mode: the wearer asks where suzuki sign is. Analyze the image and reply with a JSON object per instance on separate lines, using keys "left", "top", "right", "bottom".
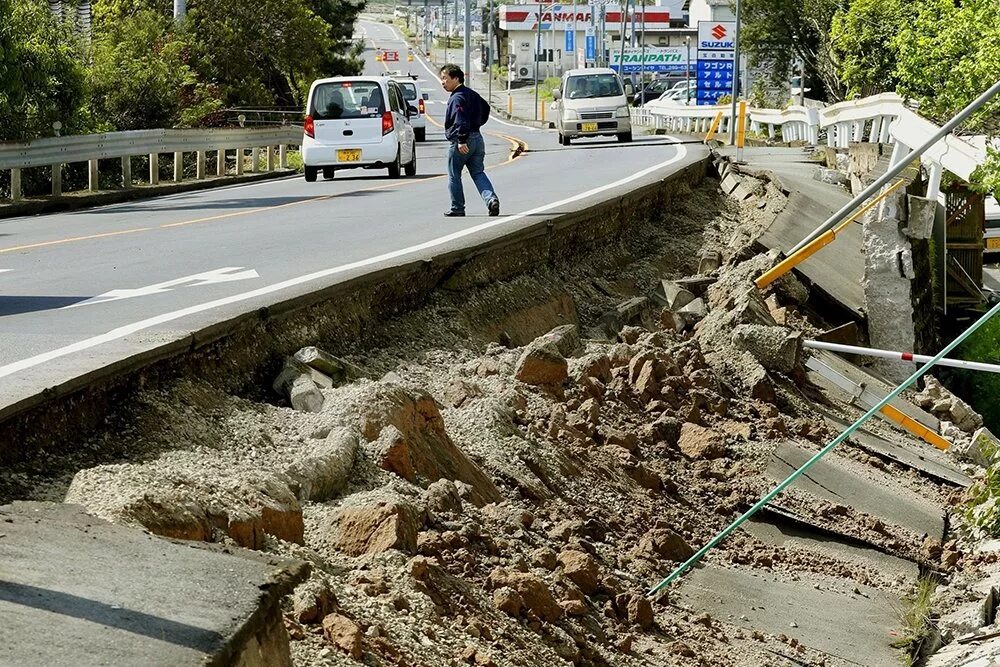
{"left": 697, "top": 21, "right": 736, "bottom": 50}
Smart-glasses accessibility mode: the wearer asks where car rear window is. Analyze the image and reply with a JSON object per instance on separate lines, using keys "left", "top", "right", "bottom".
{"left": 311, "top": 81, "right": 385, "bottom": 119}
{"left": 398, "top": 82, "right": 418, "bottom": 101}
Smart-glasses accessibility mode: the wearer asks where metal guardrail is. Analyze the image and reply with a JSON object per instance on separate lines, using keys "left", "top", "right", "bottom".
{"left": 632, "top": 92, "right": 987, "bottom": 199}
{"left": 1, "top": 126, "right": 303, "bottom": 202}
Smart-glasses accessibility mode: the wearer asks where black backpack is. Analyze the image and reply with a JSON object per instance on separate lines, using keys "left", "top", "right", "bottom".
{"left": 477, "top": 92, "right": 491, "bottom": 127}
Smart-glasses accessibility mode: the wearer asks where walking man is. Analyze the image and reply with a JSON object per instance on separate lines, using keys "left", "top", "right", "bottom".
{"left": 439, "top": 64, "right": 501, "bottom": 217}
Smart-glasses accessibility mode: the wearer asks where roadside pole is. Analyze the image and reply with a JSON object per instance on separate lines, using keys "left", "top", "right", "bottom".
{"left": 487, "top": 0, "right": 494, "bottom": 102}
{"left": 463, "top": 0, "right": 471, "bottom": 82}
{"left": 728, "top": 0, "right": 742, "bottom": 144}
{"left": 685, "top": 36, "right": 691, "bottom": 104}
{"left": 639, "top": 2, "right": 645, "bottom": 98}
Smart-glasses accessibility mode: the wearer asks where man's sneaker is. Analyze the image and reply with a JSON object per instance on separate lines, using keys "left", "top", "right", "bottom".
{"left": 487, "top": 198, "right": 500, "bottom": 217}
{"left": 444, "top": 209, "right": 466, "bottom": 217}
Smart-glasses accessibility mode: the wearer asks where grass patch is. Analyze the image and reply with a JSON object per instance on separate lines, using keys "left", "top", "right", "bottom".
{"left": 891, "top": 577, "right": 937, "bottom": 664}
{"left": 285, "top": 150, "right": 304, "bottom": 174}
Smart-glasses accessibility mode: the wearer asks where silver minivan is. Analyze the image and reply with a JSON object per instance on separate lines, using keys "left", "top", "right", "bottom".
{"left": 553, "top": 68, "right": 633, "bottom": 146}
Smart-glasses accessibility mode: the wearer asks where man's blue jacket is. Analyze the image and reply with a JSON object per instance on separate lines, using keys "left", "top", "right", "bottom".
{"left": 444, "top": 85, "right": 488, "bottom": 144}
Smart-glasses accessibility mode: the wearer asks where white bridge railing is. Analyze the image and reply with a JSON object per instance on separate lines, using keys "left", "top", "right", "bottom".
{"left": 0, "top": 126, "right": 303, "bottom": 202}
{"left": 633, "top": 92, "right": 987, "bottom": 198}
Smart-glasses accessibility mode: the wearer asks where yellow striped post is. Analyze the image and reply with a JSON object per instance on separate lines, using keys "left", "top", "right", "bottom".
{"left": 705, "top": 111, "right": 723, "bottom": 142}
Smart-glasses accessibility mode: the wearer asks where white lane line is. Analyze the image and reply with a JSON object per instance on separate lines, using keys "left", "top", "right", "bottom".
{"left": 0, "top": 142, "right": 690, "bottom": 380}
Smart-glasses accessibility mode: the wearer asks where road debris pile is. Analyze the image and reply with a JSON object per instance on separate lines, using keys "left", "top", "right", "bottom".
{"left": 12, "top": 174, "right": 986, "bottom": 666}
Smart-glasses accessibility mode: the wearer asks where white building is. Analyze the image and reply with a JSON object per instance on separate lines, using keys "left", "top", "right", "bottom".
{"left": 498, "top": 2, "right": 690, "bottom": 80}
{"left": 687, "top": 0, "right": 735, "bottom": 24}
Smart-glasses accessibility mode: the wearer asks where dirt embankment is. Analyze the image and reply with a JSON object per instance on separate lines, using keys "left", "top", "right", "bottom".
{"left": 4, "top": 173, "right": 968, "bottom": 666}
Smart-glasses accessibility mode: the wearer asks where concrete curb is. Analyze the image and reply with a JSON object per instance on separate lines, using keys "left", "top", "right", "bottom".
{"left": 0, "top": 169, "right": 297, "bottom": 219}
{"left": 0, "top": 157, "right": 710, "bottom": 463}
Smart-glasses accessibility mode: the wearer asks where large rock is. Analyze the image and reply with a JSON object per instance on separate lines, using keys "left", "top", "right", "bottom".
{"left": 557, "top": 550, "right": 600, "bottom": 595}
{"left": 653, "top": 280, "right": 696, "bottom": 311}
{"left": 634, "top": 528, "right": 694, "bottom": 563}
{"left": 65, "top": 469, "right": 304, "bottom": 550}
{"left": 292, "top": 578, "right": 337, "bottom": 624}
{"left": 916, "top": 376, "right": 983, "bottom": 433}
{"left": 731, "top": 324, "right": 802, "bottom": 374}
{"left": 273, "top": 359, "right": 324, "bottom": 413}
{"left": 677, "top": 423, "right": 726, "bottom": 459}
{"left": 284, "top": 427, "right": 359, "bottom": 502}
{"left": 327, "top": 497, "right": 421, "bottom": 556}
{"left": 359, "top": 384, "right": 502, "bottom": 506}
{"left": 294, "top": 346, "right": 365, "bottom": 385}
{"left": 515, "top": 342, "right": 569, "bottom": 387}
{"left": 487, "top": 570, "right": 563, "bottom": 622}
{"left": 533, "top": 324, "right": 581, "bottom": 358}
{"left": 322, "top": 613, "right": 363, "bottom": 659}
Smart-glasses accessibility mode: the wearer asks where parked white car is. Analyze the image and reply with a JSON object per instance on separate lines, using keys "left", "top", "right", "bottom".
{"left": 553, "top": 68, "right": 633, "bottom": 146}
{"left": 302, "top": 76, "right": 417, "bottom": 181}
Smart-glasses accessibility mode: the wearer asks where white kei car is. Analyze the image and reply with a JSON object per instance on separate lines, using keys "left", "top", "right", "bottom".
{"left": 302, "top": 76, "right": 417, "bottom": 181}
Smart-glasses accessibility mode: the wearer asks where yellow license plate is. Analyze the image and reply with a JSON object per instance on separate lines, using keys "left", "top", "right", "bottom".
{"left": 581, "top": 122, "right": 598, "bottom": 132}
{"left": 988, "top": 236, "right": 1000, "bottom": 250}
{"left": 338, "top": 149, "right": 361, "bottom": 162}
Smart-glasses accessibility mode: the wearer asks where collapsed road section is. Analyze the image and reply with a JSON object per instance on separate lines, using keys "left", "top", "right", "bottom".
{"left": 2, "top": 149, "right": 999, "bottom": 666}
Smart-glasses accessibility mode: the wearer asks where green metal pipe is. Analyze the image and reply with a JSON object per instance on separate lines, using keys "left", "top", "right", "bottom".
{"left": 646, "top": 298, "right": 1000, "bottom": 598}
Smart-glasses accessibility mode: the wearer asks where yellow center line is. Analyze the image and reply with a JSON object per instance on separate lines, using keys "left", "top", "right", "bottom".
{"left": 0, "top": 49, "right": 529, "bottom": 256}
{"left": 0, "top": 227, "right": 153, "bottom": 254}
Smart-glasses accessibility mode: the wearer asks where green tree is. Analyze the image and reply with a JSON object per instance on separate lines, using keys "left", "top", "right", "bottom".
{"left": 894, "top": 0, "right": 1000, "bottom": 196}
{"left": 188, "top": 0, "right": 339, "bottom": 107}
{"left": 0, "top": 0, "right": 90, "bottom": 140}
{"left": 88, "top": 9, "right": 221, "bottom": 130}
{"left": 739, "top": 0, "right": 845, "bottom": 102}
{"left": 830, "top": 0, "right": 913, "bottom": 98}
{"left": 307, "top": 0, "right": 367, "bottom": 78}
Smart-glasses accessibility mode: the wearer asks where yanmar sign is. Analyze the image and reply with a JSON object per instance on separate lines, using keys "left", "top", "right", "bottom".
{"left": 697, "top": 21, "right": 736, "bottom": 50}
{"left": 499, "top": 4, "right": 673, "bottom": 31}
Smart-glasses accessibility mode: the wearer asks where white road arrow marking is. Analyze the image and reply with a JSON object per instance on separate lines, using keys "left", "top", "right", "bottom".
{"left": 64, "top": 267, "right": 260, "bottom": 308}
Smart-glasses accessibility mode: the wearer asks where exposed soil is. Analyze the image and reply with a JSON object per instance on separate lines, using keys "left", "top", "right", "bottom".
{"left": 0, "top": 172, "right": 971, "bottom": 666}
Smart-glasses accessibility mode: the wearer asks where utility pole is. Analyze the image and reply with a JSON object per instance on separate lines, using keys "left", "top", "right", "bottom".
{"left": 487, "top": 0, "right": 494, "bottom": 101}
{"left": 173, "top": 0, "right": 185, "bottom": 21}
{"left": 685, "top": 36, "right": 691, "bottom": 104}
{"left": 728, "top": 0, "right": 742, "bottom": 144}
{"left": 463, "top": 0, "right": 471, "bottom": 81}
{"left": 615, "top": 0, "right": 628, "bottom": 79}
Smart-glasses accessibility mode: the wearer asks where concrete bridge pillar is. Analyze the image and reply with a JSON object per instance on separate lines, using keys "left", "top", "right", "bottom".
{"left": 862, "top": 187, "right": 917, "bottom": 383}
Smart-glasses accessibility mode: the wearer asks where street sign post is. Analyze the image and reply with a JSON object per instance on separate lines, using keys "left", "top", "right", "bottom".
{"left": 585, "top": 27, "right": 596, "bottom": 63}
{"left": 696, "top": 21, "right": 735, "bottom": 105}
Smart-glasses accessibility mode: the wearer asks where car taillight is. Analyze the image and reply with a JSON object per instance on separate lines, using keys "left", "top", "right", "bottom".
{"left": 304, "top": 115, "right": 315, "bottom": 138}
{"left": 381, "top": 110, "right": 394, "bottom": 135}
{"left": 418, "top": 99, "right": 425, "bottom": 114}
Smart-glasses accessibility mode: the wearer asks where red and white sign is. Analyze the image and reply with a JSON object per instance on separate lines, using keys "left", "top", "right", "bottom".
{"left": 697, "top": 21, "right": 736, "bottom": 50}
{"left": 499, "top": 4, "right": 674, "bottom": 31}
{"left": 382, "top": 50, "right": 400, "bottom": 62}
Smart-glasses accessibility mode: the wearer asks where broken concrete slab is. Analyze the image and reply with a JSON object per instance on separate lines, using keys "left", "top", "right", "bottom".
{"left": 767, "top": 440, "right": 946, "bottom": 540}
{"left": 674, "top": 563, "right": 905, "bottom": 665}
{"left": 697, "top": 251, "right": 722, "bottom": 275}
{"left": 822, "top": 414, "right": 971, "bottom": 488}
{"left": 673, "top": 275, "right": 717, "bottom": 297}
{"left": 954, "top": 427, "right": 1000, "bottom": 468}
{"left": 742, "top": 516, "right": 917, "bottom": 581}
{"left": 294, "top": 346, "right": 365, "bottom": 385}
{"left": 807, "top": 348, "right": 940, "bottom": 433}
{"left": 273, "top": 359, "right": 324, "bottom": 413}
{"left": 652, "top": 281, "right": 696, "bottom": 311}
{"left": 0, "top": 501, "right": 308, "bottom": 667}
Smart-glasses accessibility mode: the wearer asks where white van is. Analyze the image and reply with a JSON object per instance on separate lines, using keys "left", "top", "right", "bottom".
{"left": 553, "top": 68, "right": 633, "bottom": 146}
{"left": 301, "top": 76, "right": 417, "bottom": 181}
